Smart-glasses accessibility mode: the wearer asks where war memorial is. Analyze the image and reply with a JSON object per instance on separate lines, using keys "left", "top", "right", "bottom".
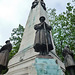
{"left": 3, "top": 0, "right": 73, "bottom": 75}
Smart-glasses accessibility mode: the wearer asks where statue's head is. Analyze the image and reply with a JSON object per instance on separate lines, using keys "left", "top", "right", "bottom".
{"left": 39, "top": 16, "right": 45, "bottom": 22}
{"left": 5, "top": 40, "right": 10, "bottom": 44}
{"left": 65, "top": 45, "right": 70, "bottom": 48}
{"left": 66, "top": 45, "right": 70, "bottom": 48}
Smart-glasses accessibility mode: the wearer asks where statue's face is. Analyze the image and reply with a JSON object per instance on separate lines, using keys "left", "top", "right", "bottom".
{"left": 40, "top": 18, "right": 45, "bottom": 22}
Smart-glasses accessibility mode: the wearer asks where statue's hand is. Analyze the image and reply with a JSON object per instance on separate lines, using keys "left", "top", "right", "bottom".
{"left": 40, "top": 22, "right": 45, "bottom": 26}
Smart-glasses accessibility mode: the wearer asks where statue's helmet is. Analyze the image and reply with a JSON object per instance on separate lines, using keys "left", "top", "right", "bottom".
{"left": 39, "top": 16, "right": 45, "bottom": 22}
{"left": 5, "top": 40, "right": 10, "bottom": 43}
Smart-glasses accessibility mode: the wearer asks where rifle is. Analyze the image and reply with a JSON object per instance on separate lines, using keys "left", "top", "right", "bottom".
{"left": 43, "top": 22, "right": 49, "bottom": 54}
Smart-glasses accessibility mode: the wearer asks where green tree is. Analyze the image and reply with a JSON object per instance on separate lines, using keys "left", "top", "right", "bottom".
{"left": 48, "top": 2, "right": 75, "bottom": 59}
{"left": 9, "top": 24, "right": 24, "bottom": 60}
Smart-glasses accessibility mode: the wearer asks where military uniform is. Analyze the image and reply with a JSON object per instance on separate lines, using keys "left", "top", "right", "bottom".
{"left": 34, "top": 16, "right": 53, "bottom": 55}
{"left": 0, "top": 40, "right": 12, "bottom": 70}
{"left": 62, "top": 46, "right": 75, "bottom": 75}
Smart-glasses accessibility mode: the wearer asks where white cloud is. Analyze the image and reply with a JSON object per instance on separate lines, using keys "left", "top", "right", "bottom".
{"left": 0, "top": 0, "right": 33, "bottom": 45}
{"left": 0, "top": 0, "right": 72, "bottom": 45}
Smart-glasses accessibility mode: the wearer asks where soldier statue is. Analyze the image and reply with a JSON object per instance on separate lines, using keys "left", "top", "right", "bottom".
{"left": 0, "top": 40, "right": 12, "bottom": 73}
{"left": 34, "top": 16, "right": 53, "bottom": 55}
{"left": 40, "top": 0, "right": 46, "bottom": 11}
{"left": 31, "top": 0, "right": 39, "bottom": 9}
{"left": 62, "top": 46, "right": 75, "bottom": 75}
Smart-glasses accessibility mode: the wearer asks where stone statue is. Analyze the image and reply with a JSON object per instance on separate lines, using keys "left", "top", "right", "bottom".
{"left": 0, "top": 40, "right": 12, "bottom": 73}
{"left": 31, "top": 0, "right": 39, "bottom": 9}
{"left": 40, "top": 0, "right": 46, "bottom": 11}
{"left": 34, "top": 16, "right": 53, "bottom": 55}
{"left": 62, "top": 46, "right": 75, "bottom": 75}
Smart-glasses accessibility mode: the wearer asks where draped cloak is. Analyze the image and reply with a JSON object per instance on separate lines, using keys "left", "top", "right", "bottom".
{"left": 34, "top": 22, "right": 53, "bottom": 53}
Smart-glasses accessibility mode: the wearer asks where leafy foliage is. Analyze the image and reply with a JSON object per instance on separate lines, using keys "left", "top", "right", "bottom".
{"left": 9, "top": 24, "right": 24, "bottom": 60}
{"left": 48, "top": 2, "right": 75, "bottom": 59}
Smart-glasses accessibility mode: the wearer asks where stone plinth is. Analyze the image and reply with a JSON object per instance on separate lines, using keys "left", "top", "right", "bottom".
{"left": 34, "top": 56, "right": 64, "bottom": 75}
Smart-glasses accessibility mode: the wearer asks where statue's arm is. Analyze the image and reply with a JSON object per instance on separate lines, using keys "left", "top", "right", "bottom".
{"left": 0, "top": 44, "right": 12, "bottom": 52}
{"left": 46, "top": 23, "right": 52, "bottom": 30}
{"left": 0, "top": 45, "right": 7, "bottom": 52}
{"left": 34, "top": 24, "right": 41, "bottom": 30}
{"left": 68, "top": 50, "right": 73, "bottom": 56}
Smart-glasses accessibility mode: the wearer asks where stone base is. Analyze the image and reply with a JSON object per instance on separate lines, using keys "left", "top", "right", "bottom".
{"left": 5, "top": 57, "right": 37, "bottom": 75}
{"left": 5, "top": 47, "right": 65, "bottom": 75}
{"left": 34, "top": 57, "right": 64, "bottom": 75}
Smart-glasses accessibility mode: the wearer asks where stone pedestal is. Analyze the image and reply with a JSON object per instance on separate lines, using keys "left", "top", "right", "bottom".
{"left": 34, "top": 55, "right": 64, "bottom": 75}
{"left": 5, "top": 48, "right": 65, "bottom": 75}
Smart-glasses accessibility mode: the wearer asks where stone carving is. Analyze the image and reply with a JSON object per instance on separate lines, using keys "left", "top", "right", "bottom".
{"left": 34, "top": 16, "right": 53, "bottom": 55}
{"left": 0, "top": 40, "right": 12, "bottom": 73}
{"left": 62, "top": 46, "right": 75, "bottom": 75}
{"left": 40, "top": 0, "right": 46, "bottom": 11}
{"left": 31, "top": 0, "right": 39, "bottom": 9}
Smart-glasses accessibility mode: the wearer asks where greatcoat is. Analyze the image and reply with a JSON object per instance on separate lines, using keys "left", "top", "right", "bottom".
{"left": 0, "top": 43, "right": 12, "bottom": 69}
{"left": 34, "top": 22, "right": 53, "bottom": 53}
{"left": 62, "top": 47, "right": 75, "bottom": 69}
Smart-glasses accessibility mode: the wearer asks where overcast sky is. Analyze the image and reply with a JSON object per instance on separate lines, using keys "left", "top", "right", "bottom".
{"left": 0, "top": 0, "right": 72, "bottom": 46}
